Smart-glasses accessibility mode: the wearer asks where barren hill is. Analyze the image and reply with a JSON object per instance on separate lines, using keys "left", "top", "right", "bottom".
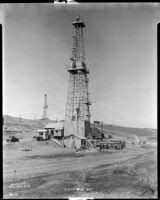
{"left": 91, "top": 123, "right": 157, "bottom": 141}
{"left": 3, "top": 115, "right": 157, "bottom": 140}
{"left": 3, "top": 115, "right": 57, "bottom": 138}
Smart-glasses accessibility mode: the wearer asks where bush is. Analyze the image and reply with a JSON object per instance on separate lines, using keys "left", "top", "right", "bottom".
{"left": 139, "top": 168, "right": 157, "bottom": 195}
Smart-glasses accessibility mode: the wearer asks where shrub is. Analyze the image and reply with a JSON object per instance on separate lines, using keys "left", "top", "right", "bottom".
{"left": 139, "top": 168, "right": 157, "bottom": 195}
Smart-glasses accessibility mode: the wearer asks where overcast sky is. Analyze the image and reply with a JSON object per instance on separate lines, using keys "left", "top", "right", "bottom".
{"left": 1, "top": 3, "right": 159, "bottom": 128}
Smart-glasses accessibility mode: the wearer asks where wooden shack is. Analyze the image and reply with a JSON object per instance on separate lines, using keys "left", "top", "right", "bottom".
{"left": 64, "top": 134, "right": 87, "bottom": 149}
{"left": 44, "top": 121, "right": 64, "bottom": 139}
{"left": 36, "top": 129, "right": 49, "bottom": 140}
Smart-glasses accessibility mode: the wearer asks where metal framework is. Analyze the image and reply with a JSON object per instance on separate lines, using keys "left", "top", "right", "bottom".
{"left": 41, "top": 94, "right": 48, "bottom": 119}
{"left": 65, "top": 16, "right": 91, "bottom": 126}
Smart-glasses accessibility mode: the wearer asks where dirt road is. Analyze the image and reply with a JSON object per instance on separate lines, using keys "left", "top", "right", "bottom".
{"left": 3, "top": 147, "right": 154, "bottom": 182}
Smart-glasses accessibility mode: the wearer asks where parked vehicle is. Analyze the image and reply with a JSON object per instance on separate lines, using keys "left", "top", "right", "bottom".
{"left": 33, "top": 135, "right": 44, "bottom": 141}
{"left": 7, "top": 136, "right": 19, "bottom": 143}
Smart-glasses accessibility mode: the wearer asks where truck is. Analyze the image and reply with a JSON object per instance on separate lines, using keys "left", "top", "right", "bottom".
{"left": 7, "top": 136, "right": 19, "bottom": 143}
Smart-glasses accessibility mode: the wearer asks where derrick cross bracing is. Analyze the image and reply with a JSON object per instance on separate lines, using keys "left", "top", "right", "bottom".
{"left": 64, "top": 16, "right": 91, "bottom": 138}
{"left": 41, "top": 94, "right": 49, "bottom": 119}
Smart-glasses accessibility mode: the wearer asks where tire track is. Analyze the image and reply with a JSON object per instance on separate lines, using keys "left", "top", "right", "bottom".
{"left": 3, "top": 149, "right": 153, "bottom": 181}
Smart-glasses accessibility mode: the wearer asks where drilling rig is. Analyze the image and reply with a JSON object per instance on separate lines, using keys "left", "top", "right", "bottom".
{"left": 64, "top": 16, "right": 91, "bottom": 138}
{"left": 41, "top": 94, "right": 49, "bottom": 120}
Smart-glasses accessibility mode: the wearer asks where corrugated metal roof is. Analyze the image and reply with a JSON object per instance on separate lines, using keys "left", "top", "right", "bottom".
{"left": 37, "top": 129, "right": 47, "bottom": 132}
{"left": 45, "top": 122, "right": 64, "bottom": 130}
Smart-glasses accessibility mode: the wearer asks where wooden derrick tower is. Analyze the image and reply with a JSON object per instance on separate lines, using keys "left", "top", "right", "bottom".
{"left": 41, "top": 94, "right": 49, "bottom": 119}
{"left": 64, "top": 16, "right": 91, "bottom": 138}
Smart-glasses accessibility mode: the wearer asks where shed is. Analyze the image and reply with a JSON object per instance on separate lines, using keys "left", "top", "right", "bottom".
{"left": 44, "top": 122, "right": 64, "bottom": 139}
{"left": 91, "top": 127, "right": 104, "bottom": 140}
{"left": 64, "top": 134, "right": 87, "bottom": 149}
{"left": 36, "top": 129, "right": 49, "bottom": 140}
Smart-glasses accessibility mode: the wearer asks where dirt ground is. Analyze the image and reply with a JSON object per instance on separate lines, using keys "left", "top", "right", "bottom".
{"left": 3, "top": 136, "right": 157, "bottom": 199}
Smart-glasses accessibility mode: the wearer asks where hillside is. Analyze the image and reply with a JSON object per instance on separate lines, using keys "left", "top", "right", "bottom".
{"left": 3, "top": 115, "right": 57, "bottom": 134}
{"left": 3, "top": 115, "right": 157, "bottom": 141}
{"left": 91, "top": 123, "right": 157, "bottom": 141}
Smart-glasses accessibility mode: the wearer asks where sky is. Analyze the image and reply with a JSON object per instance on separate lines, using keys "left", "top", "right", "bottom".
{"left": 1, "top": 3, "right": 159, "bottom": 128}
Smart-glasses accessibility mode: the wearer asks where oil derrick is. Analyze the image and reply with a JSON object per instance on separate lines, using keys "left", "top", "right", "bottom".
{"left": 41, "top": 94, "right": 49, "bottom": 119}
{"left": 64, "top": 16, "right": 91, "bottom": 138}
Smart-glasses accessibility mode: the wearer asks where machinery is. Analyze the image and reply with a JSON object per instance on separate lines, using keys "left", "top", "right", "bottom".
{"left": 33, "top": 135, "right": 45, "bottom": 141}
{"left": 7, "top": 136, "right": 19, "bottom": 143}
{"left": 98, "top": 140, "right": 126, "bottom": 150}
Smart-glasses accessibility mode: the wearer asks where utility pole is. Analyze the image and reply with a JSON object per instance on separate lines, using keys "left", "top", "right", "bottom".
{"left": 101, "top": 121, "right": 104, "bottom": 140}
{"left": 19, "top": 114, "right": 21, "bottom": 124}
